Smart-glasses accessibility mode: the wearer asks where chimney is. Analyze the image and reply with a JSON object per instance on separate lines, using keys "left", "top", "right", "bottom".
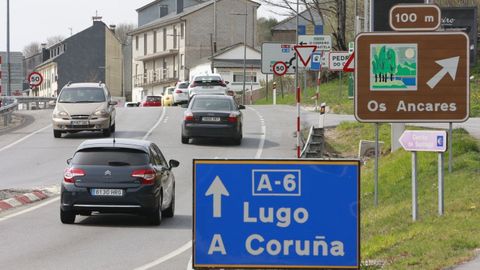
{"left": 109, "top": 24, "right": 116, "bottom": 34}
{"left": 177, "top": 0, "right": 184, "bottom": 14}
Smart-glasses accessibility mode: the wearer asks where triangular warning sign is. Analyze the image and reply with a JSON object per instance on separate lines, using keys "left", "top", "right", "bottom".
{"left": 343, "top": 52, "right": 355, "bottom": 72}
{"left": 294, "top": 45, "right": 317, "bottom": 67}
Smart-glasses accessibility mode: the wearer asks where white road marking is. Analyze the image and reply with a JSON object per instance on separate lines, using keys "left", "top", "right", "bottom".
{"left": 133, "top": 240, "right": 192, "bottom": 270}
{"left": 186, "top": 256, "right": 193, "bottom": 270}
{"left": 0, "top": 124, "right": 52, "bottom": 153}
{"left": 248, "top": 107, "right": 267, "bottom": 159}
{"left": 142, "top": 107, "right": 166, "bottom": 140}
{"left": 0, "top": 197, "right": 59, "bottom": 223}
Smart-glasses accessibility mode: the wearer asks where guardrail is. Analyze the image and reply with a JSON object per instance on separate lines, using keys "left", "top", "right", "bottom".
{"left": 300, "top": 125, "right": 314, "bottom": 158}
{"left": 0, "top": 97, "right": 18, "bottom": 127}
{"left": 11, "top": 96, "right": 57, "bottom": 110}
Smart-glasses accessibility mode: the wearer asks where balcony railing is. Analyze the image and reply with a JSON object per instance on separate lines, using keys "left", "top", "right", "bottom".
{"left": 133, "top": 68, "right": 177, "bottom": 87}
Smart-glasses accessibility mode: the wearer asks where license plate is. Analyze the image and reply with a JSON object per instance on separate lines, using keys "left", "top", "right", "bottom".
{"left": 202, "top": 117, "right": 220, "bottom": 122}
{"left": 91, "top": 189, "right": 124, "bottom": 196}
{"left": 71, "top": 120, "right": 89, "bottom": 125}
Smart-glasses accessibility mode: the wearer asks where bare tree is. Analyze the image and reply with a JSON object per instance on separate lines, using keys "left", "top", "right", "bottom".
{"left": 23, "top": 42, "right": 41, "bottom": 58}
{"left": 114, "top": 23, "right": 137, "bottom": 45}
{"left": 46, "top": 35, "right": 65, "bottom": 46}
{"left": 260, "top": 0, "right": 348, "bottom": 51}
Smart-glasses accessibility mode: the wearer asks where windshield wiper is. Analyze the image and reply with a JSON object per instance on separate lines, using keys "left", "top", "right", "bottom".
{"left": 108, "top": 161, "right": 130, "bottom": 166}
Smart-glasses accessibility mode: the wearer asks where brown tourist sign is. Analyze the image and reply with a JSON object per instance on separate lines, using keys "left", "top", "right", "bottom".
{"left": 355, "top": 32, "right": 469, "bottom": 123}
{"left": 389, "top": 4, "right": 441, "bottom": 31}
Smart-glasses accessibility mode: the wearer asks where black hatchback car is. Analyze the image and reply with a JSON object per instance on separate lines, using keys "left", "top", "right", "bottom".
{"left": 60, "top": 139, "right": 179, "bottom": 225}
{"left": 181, "top": 95, "right": 244, "bottom": 145}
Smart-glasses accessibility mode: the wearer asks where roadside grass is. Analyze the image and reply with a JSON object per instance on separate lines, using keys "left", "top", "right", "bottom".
{"left": 328, "top": 122, "right": 480, "bottom": 269}
{"left": 255, "top": 76, "right": 354, "bottom": 114}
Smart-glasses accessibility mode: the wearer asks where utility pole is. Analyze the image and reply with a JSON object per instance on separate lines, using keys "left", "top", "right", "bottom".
{"left": 6, "top": 0, "right": 12, "bottom": 96}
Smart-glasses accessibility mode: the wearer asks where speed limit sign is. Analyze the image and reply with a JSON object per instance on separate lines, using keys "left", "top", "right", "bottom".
{"left": 272, "top": 61, "right": 288, "bottom": 76}
{"left": 28, "top": 72, "right": 43, "bottom": 87}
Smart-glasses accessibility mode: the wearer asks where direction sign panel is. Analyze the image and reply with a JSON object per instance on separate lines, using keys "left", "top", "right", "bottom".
{"left": 193, "top": 159, "right": 360, "bottom": 269}
{"left": 355, "top": 32, "right": 469, "bottom": 122}
{"left": 298, "top": 35, "right": 332, "bottom": 51}
{"left": 399, "top": 130, "right": 447, "bottom": 152}
{"left": 329, "top": 52, "right": 350, "bottom": 71}
{"left": 389, "top": 4, "right": 441, "bottom": 31}
{"left": 262, "top": 43, "right": 305, "bottom": 74}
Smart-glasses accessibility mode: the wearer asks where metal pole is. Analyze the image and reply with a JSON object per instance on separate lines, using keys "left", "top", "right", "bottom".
{"left": 296, "top": 0, "right": 300, "bottom": 158}
{"left": 448, "top": 122, "right": 453, "bottom": 173}
{"left": 242, "top": 1, "right": 247, "bottom": 105}
{"left": 439, "top": 153, "right": 444, "bottom": 216}
{"left": 315, "top": 69, "right": 320, "bottom": 111}
{"left": 7, "top": 0, "right": 12, "bottom": 96}
{"left": 364, "top": 0, "right": 369, "bottom": 32}
{"left": 339, "top": 71, "right": 342, "bottom": 98}
{"left": 213, "top": 0, "right": 217, "bottom": 52}
{"left": 374, "top": 123, "right": 379, "bottom": 206}
{"left": 412, "top": 151, "right": 418, "bottom": 221}
{"left": 266, "top": 74, "right": 269, "bottom": 101}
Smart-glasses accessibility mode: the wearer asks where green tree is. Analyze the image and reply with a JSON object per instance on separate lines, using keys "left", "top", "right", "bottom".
{"left": 257, "top": 17, "right": 278, "bottom": 45}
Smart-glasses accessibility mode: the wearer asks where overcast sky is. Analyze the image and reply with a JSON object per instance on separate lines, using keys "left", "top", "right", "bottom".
{"left": 0, "top": 0, "right": 285, "bottom": 52}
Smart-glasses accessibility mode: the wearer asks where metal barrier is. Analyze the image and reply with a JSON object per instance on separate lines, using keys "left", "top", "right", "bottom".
{"left": 11, "top": 96, "right": 57, "bottom": 110}
{"left": 0, "top": 97, "right": 18, "bottom": 127}
{"left": 0, "top": 96, "right": 56, "bottom": 127}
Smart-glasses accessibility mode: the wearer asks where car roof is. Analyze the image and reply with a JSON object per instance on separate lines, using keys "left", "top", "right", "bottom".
{"left": 76, "top": 139, "right": 152, "bottom": 153}
{"left": 191, "top": 94, "right": 234, "bottom": 101}
{"left": 64, "top": 83, "right": 105, "bottom": 88}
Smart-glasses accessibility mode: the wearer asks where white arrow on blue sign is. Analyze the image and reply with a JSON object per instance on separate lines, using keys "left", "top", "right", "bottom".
{"left": 193, "top": 159, "right": 360, "bottom": 269}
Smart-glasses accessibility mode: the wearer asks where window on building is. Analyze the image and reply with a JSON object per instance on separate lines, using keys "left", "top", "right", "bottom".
{"left": 173, "top": 27, "right": 177, "bottom": 49}
{"left": 153, "top": 31, "right": 157, "bottom": 53}
{"left": 163, "top": 28, "right": 167, "bottom": 51}
{"left": 173, "top": 56, "right": 177, "bottom": 78}
{"left": 181, "top": 23, "right": 184, "bottom": 40}
{"left": 136, "top": 36, "right": 139, "bottom": 50}
{"left": 233, "top": 72, "right": 257, "bottom": 83}
{"left": 144, "top": 34, "right": 147, "bottom": 55}
{"left": 180, "top": 54, "right": 185, "bottom": 69}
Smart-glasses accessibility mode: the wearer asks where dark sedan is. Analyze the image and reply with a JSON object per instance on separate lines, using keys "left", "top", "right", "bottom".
{"left": 60, "top": 138, "right": 179, "bottom": 225}
{"left": 181, "top": 95, "right": 244, "bottom": 145}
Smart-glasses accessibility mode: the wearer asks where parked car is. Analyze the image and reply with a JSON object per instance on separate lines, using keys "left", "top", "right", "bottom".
{"left": 60, "top": 138, "right": 179, "bottom": 225}
{"left": 187, "top": 74, "right": 231, "bottom": 101}
{"left": 173, "top": 81, "right": 189, "bottom": 105}
{"left": 52, "top": 82, "right": 117, "bottom": 138}
{"left": 181, "top": 95, "right": 244, "bottom": 145}
{"left": 140, "top": 96, "right": 162, "bottom": 107}
{"left": 162, "top": 87, "right": 175, "bottom": 106}
{"left": 125, "top": 102, "right": 140, "bottom": 107}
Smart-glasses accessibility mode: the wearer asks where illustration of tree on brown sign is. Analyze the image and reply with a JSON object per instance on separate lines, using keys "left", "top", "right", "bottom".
{"left": 370, "top": 44, "right": 418, "bottom": 91}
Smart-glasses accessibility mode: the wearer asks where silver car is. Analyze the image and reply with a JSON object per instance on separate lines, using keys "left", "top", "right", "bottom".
{"left": 52, "top": 82, "right": 117, "bottom": 138}
{"left": 188, "top": 74, "right": 232, "bottom": 101}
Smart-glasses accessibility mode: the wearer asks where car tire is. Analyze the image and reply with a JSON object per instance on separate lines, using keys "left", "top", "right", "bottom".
{"left": 149, "top": 194, "right": 162, "bottom": 225}
{"left": 181, "top": 135, "right": 189, "bottom": 144}
{"left": 53, "top": 130, "right": 62, "bottom": 138}
{"left": 162, "top": 186, "right": 175, "bottom": 218}
{"left": 233, "top": 137, "right": 242, "bottom": 145}
{"left": 60, "top": 209, "right": 76, "bottom": 224}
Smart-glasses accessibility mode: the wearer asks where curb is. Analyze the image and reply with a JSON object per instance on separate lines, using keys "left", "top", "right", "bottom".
{"left": 0, "top": 185, "right": 60, "bottom": 213}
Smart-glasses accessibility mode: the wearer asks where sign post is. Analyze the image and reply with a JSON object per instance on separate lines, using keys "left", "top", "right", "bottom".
{"left": 193, "top": 159, "right": 361, "bottom": 269}
{"left": 399, "top": 130, "right": 447, "bottom": 220}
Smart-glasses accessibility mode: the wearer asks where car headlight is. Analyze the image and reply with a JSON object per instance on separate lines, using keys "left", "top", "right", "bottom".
{"left": 93, "top": 109, "right": 109, "bottom": 118}
{"left": 53, "top": 111, "right": 69, "bottom": 119}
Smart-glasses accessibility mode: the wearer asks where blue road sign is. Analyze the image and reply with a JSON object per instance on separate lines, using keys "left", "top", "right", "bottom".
{"left": 310, "top": 52, "right": 322, "bottom": 71}
{"left": 193, "top": 159, "right": 360, "bottom": 269}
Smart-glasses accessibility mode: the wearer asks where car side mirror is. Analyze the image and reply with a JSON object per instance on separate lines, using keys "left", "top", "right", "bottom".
{"left": 66, "top": 158, "right": 72, "bottom": 165}
{"left": 169, "top": 159, "right": 180, "bottom": 169}
{"left": 109, "top": 101, "right": 118, "bottom": 106}
{"left": 238, "top": 105, "right": 246, "bottom": 110}
{"left": 225, "top": 81, "right": 230, "bottom": 84}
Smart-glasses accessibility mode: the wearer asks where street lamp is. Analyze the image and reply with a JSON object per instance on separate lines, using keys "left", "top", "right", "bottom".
{"left": 231, "top": 0, "right": 248, "bottom": 105}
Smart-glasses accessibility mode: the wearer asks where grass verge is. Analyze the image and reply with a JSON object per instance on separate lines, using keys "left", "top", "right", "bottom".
{"left": 327, "top": 122, "right": 480, "bottom": 269}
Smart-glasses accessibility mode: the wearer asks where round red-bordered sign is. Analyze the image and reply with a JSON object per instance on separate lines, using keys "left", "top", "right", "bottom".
{"left": 28, "top": 72, "right": 43, "bottom": 87}
{"left": 272, "top": 61, "right": 288, "bottom": 76}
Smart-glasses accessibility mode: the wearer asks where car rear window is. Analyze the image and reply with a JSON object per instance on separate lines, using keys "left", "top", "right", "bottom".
{"left": 58, "top": 87, "right": 106, "bottom": 103}
{"left": 191, "top": 98, "right": 234, "bottom": 111}
{"left": 72, "top": 148, "right": 149, "bottom": 166}
{"left": 146, "top": 96, "right": 161, "bottom": 102}
{"left": 177, "top": 82, "right": 189, "bottom": 89}
{"left": 193, "top": 76, "right": 223, "bottom": 86}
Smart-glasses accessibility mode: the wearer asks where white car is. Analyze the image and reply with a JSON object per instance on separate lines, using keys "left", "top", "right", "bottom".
{"left": 188, "top": 74, "right": 232, "bottom": 101}
{"left": 173, "top": 81, "right": 189, "bottom": 105}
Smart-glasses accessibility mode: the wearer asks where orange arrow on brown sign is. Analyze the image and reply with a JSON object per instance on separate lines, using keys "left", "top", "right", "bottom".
{"left": 354, "top": 32, "right": 469, "bottom": 123}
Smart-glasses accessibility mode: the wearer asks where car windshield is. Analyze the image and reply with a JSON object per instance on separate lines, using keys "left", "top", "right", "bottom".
{"left": 193, "top": 76, "right": 223, "bottom": 86}
{"left": 191, "top": 98, "right": 234, "bottom": 111}
{"left": 58, "top": 87, "right": 106, "bottom": 103}
{"left": 146, "top": 96, "right": 161, "bottom": 102}
{"left": 177, "top": 82, "right": 189, "bottom": 89}
{"left": 165, "top": 88, "right": 174, "bottom": 95}
{"left": 72, "top": 148, "right": 149, "bottom": 166}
